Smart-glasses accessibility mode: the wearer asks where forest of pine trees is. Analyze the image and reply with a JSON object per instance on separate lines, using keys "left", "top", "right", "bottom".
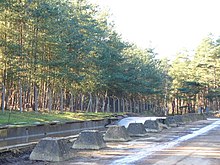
{"left": 0, "top": 0, "right": 220, "bottom": 115}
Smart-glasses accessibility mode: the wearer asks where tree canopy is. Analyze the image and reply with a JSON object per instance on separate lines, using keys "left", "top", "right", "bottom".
{"left": 0, "top": 0, "right": 220, "bottom": 114}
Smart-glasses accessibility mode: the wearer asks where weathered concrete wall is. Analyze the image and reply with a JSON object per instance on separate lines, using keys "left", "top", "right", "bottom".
{"left": 0, "top": 119, "right": 108, "bottom": 147}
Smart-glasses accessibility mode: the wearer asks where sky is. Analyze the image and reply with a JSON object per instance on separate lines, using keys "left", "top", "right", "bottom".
{"left": 89, "top": 0, "right": 220, "bottom": 60}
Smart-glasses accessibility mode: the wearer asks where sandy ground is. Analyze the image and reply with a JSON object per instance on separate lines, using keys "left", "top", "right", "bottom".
{"left": 1, "top": 118, "right": 220, "bottom": 165}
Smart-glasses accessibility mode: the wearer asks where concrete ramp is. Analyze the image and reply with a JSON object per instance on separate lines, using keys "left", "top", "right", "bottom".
{"left": 29, "top": 137, "right": 72, "bottom": 161}
{"left": 72, "top": 130, "right": 106, "bottom": 150}
{"left": 127, "top": 123, "right": 147, "bottom": 137}
{"left": 104, "top": 126, "right": 131, "bottom": 142}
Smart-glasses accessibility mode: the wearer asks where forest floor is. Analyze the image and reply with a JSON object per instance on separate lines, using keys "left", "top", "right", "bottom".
{"left": 0, "top": 117, "right": 220, "bottom": 165}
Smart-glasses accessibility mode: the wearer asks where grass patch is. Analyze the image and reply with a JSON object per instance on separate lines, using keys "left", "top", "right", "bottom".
{"left": 0, "top": 110, "right": 124, "bottom": 126}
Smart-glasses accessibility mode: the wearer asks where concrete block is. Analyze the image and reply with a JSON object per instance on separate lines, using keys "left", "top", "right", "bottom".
{"left": 156, "top": 119, "right": 169, "bottom": 129}
{"left": 127, "top": 123, "right": 147, "bottom": 137}
{"left": 72, "top": 130, "right": 106, "bottom": 150}
{"left": 144, "top": 120, "right": 160, "bottom": 130}
{"left": 173, "top": 115, "right": 184, "bottom": 124}
{"left": 181, "top": 114, "right": 192, "bottom": 123}
{"left": 195, "top": 113, "right": 207, "bottom": 120}
{"left": 164, "top": 116, "right": 178, "bottom": 127}
{"left": 30, "top": 137, "right": 72, "bottom": 161}
{"left": 104, "top": 125, "right": 131, "bottom": 141}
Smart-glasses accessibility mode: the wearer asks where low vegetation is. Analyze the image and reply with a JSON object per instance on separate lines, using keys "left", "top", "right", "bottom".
{"left": 0, "top": 110, "right": 124, "bottom": 126}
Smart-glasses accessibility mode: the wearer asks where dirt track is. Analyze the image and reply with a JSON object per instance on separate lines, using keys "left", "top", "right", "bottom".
{"left": 1, "top": 118, "right": 220, "bottom": 165}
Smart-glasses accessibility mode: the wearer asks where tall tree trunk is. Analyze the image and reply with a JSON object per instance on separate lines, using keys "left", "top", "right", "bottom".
{"left": 86, "top": 93, "right": 92, "bottom": 113}
{"left": 80, "top": 94, "right": 84, "bottom": 111}
{"left": 133, "top": 99, "right": 136, "bottom": 113}
{"left": 137, "top": 100, "right": 140, "bottom": 113}
{"left": 125, "top": 99, "right": 129, "bottom": 112}
{"left": 10, "top": 90, "right": 15, "bottom": 110}
{"left": 4, "top": 88, "right": 9, "bottom": 111}
{"left": 19, "top": 81, "right": 23, "bottom": 113}
{"left": 72, "top": 93, "right": 76, "bottom": 112}
{"left": 34, "top": 85, "right": 38, "bottom": 112}
{"left": 75, "top": 94, "right": 79, "bottom": 111}
{"left": 26, "top": 87, "right": 30, "bottom": 111}
{"left": 48, "top": 88, "right": 52, "bottom": 112}
{"left": 117, "top": 98, "right": 120, "bottom": 113}
{"left": 146, "top": 102, "right": 149, "bottom": 111}
{"left": 101, "top": 96, "right": 106, "bottom": 113}
{"left": 60, "top": 89, "right": 64, "bottom": 113}
{"left": 113, "top": 97, "right": 116, "bottom": 113}
{"left": 129, "top": 99, "right": 132, "bottom": 113}
{"left": 2, "top": 15, "right": 7, "bottom": 113}
{"left": 1, "top": 84, "right": 5, "bottom": 113}
{"left": 172, "top": 100, "right": 175, "bottom": 115}
{"left": 42, "top": 82, "right": 47, "bottom": 110}
{"left": 122, "top": 98, "right": 125, "bottom": 113}
{"left": 70, "top": 92, "right": 74, "bottom": 112}
{"left": 141, "top": 99, "right": 144, "bottom": 113}
{"left": 176, "top": 98, "right": 179, "bottom": 115}
{"left": 179, "top": 98, "right": 182, "bottom": 115}
{"left": 95, "top": 95, "right": 99, "bottom": 113}
{"left": 191, "top": 95, "right": 195, "bottom": 113}
{"left": 102, "top": 91, "right": 107, "bottom": 113}
{"left": 149, "top": 100, "right": 152, "bottom": 111}
{"left": 107, "top": 96, "right": 110, "bottom": 113}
